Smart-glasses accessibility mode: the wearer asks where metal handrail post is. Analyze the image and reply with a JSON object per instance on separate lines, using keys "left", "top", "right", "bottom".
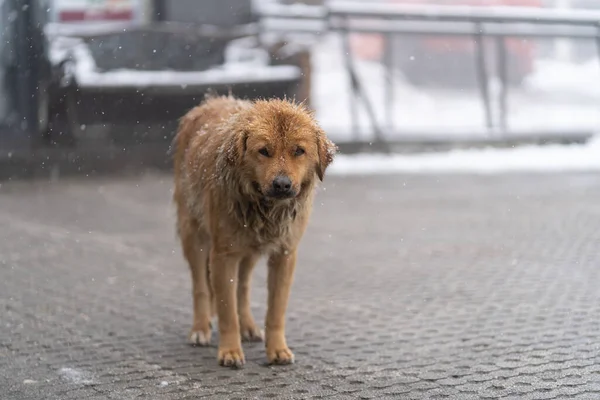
{"left": 495, "top": 36, "right": 508, "bottom": 133}
{"left": 383, "top": 33, "right": 395, "bottom": 132}
{"left": 474, "top": 24, "right": 494, "bottom": 131}
{"left": 340, "top": 21, "right": 360, "bottom": 139}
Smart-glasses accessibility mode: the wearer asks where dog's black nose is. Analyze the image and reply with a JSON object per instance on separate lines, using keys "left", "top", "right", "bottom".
{"left": 272, "top": 176, "right": 292, "bottom": 195}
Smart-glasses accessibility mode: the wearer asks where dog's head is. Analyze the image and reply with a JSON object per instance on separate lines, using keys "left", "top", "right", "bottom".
{"left": 226, "top": 99, "right": 336, "bottom": 200}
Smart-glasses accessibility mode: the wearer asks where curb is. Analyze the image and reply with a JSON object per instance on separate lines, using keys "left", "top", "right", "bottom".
{"left": 0, "top": 133, "right": 593, "bottom": 182}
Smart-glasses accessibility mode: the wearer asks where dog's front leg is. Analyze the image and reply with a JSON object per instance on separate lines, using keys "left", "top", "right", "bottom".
{"left": 210, "top": 249, "right": 245, "bottom": 368}
{"left": 265, "top": 249, "right": 297, "bottom": 365}
{"left": 238, "top": 253, "right": 264, "bottom": 342}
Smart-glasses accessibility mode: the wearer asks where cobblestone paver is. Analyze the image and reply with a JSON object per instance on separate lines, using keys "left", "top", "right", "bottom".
{"left": 1, "top": 173, "right": 600, "bottom": 399}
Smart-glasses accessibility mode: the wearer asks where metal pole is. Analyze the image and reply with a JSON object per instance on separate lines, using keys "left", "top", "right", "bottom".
{"left": 152, "top": 0, "right": 166, "bottom": 22}
{"left": 15, "top": 0, "right": 38, "bottom": 133}
{"left": 596, "top": 27, "right": 600, "bottom": 72}
{"left": 554, "top": 0, "right": 573, "bottom": 62}
{"left": 474, "top": 24, "right": 494, "bottom": 131}
{"left": 341, "top": 22, "right": 386, "bottom": 147}
{"left": 340, "top": 21, "right": 360, "bottom": 139}
{"left": 495, "top": 36, "right": 508, "bottom": 132}
{"left": 383, "top": 33, "right": 395, "bottom": 132}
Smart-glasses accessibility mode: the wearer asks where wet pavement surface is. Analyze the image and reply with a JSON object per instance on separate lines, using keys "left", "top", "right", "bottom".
{"left": 2, "top": 172, "right": 600, "bottom": 399}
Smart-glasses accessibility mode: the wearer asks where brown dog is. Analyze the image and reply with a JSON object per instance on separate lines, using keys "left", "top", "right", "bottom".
{"left": 172, "top": 95, "right": 336, "bottom": 368}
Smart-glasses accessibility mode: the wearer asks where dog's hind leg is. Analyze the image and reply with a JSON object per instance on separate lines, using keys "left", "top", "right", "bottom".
{"left": 181, "top": 223, "right": 213, "bottom": 346}
{"left": 237, "top": 253, "right": 264, "bottom": 342}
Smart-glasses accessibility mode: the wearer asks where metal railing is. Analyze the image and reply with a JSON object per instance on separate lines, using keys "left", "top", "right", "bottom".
{"left": 256, "top": 2, "right": 600, "bottom": 147}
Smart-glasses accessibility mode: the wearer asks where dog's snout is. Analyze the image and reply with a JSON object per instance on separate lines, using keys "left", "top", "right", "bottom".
{"left": 272, "top": 176, "right": 292, "bottom": 194}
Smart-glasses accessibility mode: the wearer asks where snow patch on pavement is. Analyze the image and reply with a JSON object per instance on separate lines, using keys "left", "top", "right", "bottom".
{"left": 329, "top": 136, "right": 600, "bottom": 175}
{"left": 59, "top": 367, "right": 95, "bottom": 385}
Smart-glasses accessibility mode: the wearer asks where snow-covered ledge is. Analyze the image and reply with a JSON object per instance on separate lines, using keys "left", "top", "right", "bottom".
{"left": 68, "top": 42, "right": 301, "bottom": 90}
{"left": 329, "top": 135, "right": 600, "bottom": 175}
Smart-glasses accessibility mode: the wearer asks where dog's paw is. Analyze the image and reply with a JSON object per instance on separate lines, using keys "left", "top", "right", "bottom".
{"left": 189, "top": 329, "right": 212, "bottom": 346}
{"left": 241, "top": 322, "right": 264, "bottom": 343}
{"left": 218, "top": 347, "right": 245, "bottom": 368}
{"left": 266, "top": 346, "right": 295, "bottom": 365}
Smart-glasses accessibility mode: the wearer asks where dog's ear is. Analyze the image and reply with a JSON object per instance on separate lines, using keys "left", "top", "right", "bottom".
{"left": 315, "top": 128, "right": 337, "bottom": 181}
{"left": 226, "top": 129, "right": 248, "bottom": 166}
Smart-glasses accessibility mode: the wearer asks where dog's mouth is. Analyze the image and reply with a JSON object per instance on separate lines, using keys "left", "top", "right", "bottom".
{"left": 253, "top": 181, "right": 297, "bottom": 200}
{"left": 266, "top": 191, "right": 297, "bottom": 200}
{"left": 252, "top": 181, "right": 263, "bottom": 195}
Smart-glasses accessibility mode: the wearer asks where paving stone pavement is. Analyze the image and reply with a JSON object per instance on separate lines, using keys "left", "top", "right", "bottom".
{"left": 1, "top": 172, "right": 600, "bottom": 399}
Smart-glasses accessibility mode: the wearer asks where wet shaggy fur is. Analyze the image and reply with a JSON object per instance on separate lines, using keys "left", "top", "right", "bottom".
{"left": 172, "top": 95, "right": 336, "bottom": 368}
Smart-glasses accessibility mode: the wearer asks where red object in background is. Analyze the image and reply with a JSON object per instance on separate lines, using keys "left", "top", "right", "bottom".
{"left": 53, "top": 0, "right": 138, "bottom": 23}
{"left": 58, "top": 10, "right": 134, "bottom": 22}
{"left": 350, "top": 0, "right": 542, "bottom": 86}
{"left": 399, "top": 0, "right": 540, "bottom": 58}
{"left": 396, "top": 0, "right": 541, "bottom": 80}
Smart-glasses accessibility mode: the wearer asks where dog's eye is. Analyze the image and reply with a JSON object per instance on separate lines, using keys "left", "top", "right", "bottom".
{"left": 258, "top": 147, "right": 270, "bottom": 157}
{"left": 294, "top": 147, "right": 305, "bottom": 157}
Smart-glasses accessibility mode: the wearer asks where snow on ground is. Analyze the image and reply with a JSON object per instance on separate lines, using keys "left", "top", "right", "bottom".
{"left": 524, "top": 59, "right": 600, "bottom": 99}
{"left": 312, "top": 34, "right": 600, "bottom": 142}
{"left": 329, "top": 135, "right": 600, "bottom": 175}
{"left": 313, "top": 33, "right": 600, "bottom": 175}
